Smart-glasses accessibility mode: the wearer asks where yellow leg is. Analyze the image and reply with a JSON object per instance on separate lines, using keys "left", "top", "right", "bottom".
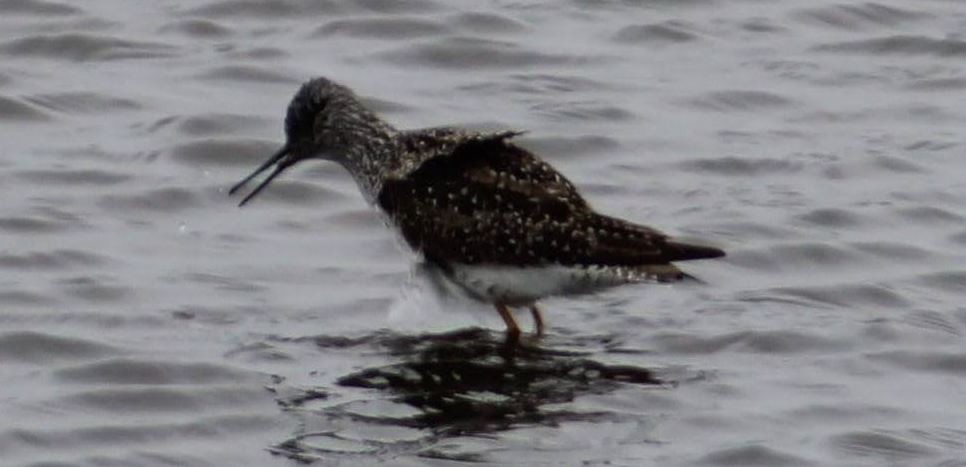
{"left": 529, "top": 304, "right": 545, "bottom": 336}
{"left": 495, "top": 303, "right": 521, "bottom": 337}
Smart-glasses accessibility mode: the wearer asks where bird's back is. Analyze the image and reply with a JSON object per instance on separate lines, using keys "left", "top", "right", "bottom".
{"left": 377, "top": 130, "right": 724, "bottom": 283}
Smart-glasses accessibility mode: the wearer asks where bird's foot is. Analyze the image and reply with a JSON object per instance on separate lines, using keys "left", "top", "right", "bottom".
{"left": 529, "top": 304, "right": 545, "bottom": 337}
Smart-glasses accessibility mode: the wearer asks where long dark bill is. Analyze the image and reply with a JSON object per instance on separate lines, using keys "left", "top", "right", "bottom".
{"left": 229, "top": 144, "right": 295, "bottom": 207}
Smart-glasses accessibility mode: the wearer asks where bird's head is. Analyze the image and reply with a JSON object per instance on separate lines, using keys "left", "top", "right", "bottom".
{"left": 229, "top": 77, "right": 357, "bottom": 206}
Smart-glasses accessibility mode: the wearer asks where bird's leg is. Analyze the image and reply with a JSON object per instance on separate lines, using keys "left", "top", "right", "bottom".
{"left": 529, "top": 304, "right": 545, "bottom": 336}
{"left": 495, "top": 303, "right": 521, "bottom": 337}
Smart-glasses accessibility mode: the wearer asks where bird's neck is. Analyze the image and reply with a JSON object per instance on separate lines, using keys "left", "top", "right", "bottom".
{"left": 325, "top": 99, "right": 399, "bottom": 203}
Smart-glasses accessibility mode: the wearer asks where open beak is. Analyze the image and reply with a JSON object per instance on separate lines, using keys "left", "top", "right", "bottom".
{"left": 229, "top": 144, "right": 297, "bottom": 206}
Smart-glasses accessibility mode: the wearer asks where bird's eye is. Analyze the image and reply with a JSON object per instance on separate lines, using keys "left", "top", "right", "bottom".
{"left": 285, "top": 89, "right": 328, "bottom": 140}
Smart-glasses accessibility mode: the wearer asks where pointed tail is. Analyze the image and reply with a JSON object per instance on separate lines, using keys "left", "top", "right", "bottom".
{"left": 663, "top": 241, "right": 726, "bottom": 262}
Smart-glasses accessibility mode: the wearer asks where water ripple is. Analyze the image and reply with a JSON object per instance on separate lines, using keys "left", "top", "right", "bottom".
{"left": 893, "top": 206, "right": 964, "bottom": 225}
{"left": 382, "top": 36, "right": 600, "bottom": 69}
{"left": 696, "top": 444, "right": 815, "bottom": 466}
{"left": 62, "top": 386, "right": 267, "bottom": 413}
{"left": 834, "top": 430, "right": 939, "bottom": 461}
{"left": 314, "top": 17, "right": 450, "bottom": 40}
{"left": 793, "top": 3, "right": 926, "bottom": 30}
{"left": 915, "top": 271, "right": 966, "bottom": 295}
{"left": 0, "top": 290, "right": 57, "bottom": 306}
{"left": 98, "top": 187, "right": 200, "bottom": 213}
{"left": 613, "top": 21, "right": 700, "bottom": 44}
{"left": 184, "top": 0, "right": 342, "bottom": 18}
{"left": 0, "top": 331, "right": 117, "bottom": 363}
{"left": 170, "top": 138, "right": 278, "bottom": 166}
{"left": 185, "top": 0, "right": 439, "bottom": 18}
{"left": 158, "top": 19, "right": 234, "bottom": 38}
{"left": 57, "top": 276, "right": 129, "bottom": 303}
{"left": 850, "top": 241, "right": 933, "bottom": 261}
{"left": 25, "top": 92, "right": 141, "bottom": 114}
{"left": 450, "top": 11, "right": 528, "bottom": 34}
{"left": 3, "top": 414, "right": 276, "bottom": 449}
{"left": 0, "top": 33, "right": 176, "bottom": 61}
{"left": 870, "top": 350, "right": 966, "bottom": 375}
{"left": 650, "top": 330, "right": 848, "bottom": 355}
{"left": 728, "top": 242, "right": 864, "bottom": 272}
{"left": 530, "top": 100, "right": 635, "bottom": 122}
{"left": 0, "top": 0, "right": 81, "bottom": 15}
{"left": 680, "top": 156, "right": 802, "bottom": 175}
{"left": 758, "top": 283, "right": 911, "bottom": 309}
{"left": 54, "top": 358, "right": 256, "bottom": 385}
{"left": 687, "top": 90, "right": 796, "bottom": 112}
{"left": 196, "top": 64, "right": 299, "bottom": 83}
{"left": 0, "top": 249, "right": 105, "bottom": 269}
{"left": 18, "top": 169, "right": 130, "bottom": 185}
{"left": 0, "top": 207, "right": 87, "bottom": 233}
{"left": 795, "top": 208, "right": 869, "bottom": 228}
{"left": 906, "top": 77, "right": 966, "bottom": 91}
{"left": 0, "top": 94, "right": 49, "bottom": 121}
{"left": 460, "top": 73, "right": 613, "bottom": 96}
{"left": 814, "top": 35, "right": 966, "bottom": 57}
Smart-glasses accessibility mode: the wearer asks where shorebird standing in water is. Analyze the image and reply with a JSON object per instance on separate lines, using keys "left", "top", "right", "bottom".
{"left": 230, "top": 77, "right": 725, "bottom": 338}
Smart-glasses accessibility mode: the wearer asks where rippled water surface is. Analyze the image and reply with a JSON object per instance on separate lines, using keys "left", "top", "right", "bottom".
{"left": 2, "top": 0, "right": 966, "bottom": 465}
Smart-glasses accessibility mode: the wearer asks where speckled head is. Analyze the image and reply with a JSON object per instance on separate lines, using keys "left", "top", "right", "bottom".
{"left": 229, "top": 77, "right": 395, "bottom": 206}
{"left": 284, "top": 77, "right": 353, "bottom": 159}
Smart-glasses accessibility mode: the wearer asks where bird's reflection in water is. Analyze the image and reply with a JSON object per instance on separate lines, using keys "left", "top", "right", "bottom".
{"left": 270, "top": 327, "right": 664, "bottom": 462}
{"left": 339, "top": 328, "right": 661, "bottom": 432}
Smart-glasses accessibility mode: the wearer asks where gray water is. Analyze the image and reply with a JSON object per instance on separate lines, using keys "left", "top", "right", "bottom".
{"left": 2, "top": 0, "right": 966, "bottom": 466}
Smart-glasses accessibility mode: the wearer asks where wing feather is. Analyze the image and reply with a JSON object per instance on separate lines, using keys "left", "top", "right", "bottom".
{"left": 377, "top": 137, "right": 723, "bottom": 271}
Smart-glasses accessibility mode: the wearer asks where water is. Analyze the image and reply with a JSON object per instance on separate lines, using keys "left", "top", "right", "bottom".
{"left": 2, "top": 0, "right": 965, "bottom": 465}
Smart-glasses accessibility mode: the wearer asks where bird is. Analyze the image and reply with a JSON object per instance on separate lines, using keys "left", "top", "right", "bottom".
{"left": 230, "top": 77, "right": 725, "bottom": 338}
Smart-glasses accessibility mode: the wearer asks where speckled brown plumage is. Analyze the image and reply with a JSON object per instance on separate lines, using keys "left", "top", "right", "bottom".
{"left": 378, "top": 134, "right": 720, "bottom": 271}
{"left": 230, "top": 77, "right": 725, "bottom": 337}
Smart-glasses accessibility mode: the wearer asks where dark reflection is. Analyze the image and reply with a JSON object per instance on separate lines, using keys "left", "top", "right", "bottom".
{"left": 338, "top": 328, "right": 661, "bottom": 433}
{"left": 270, "top": 328, "right": 663, "bottom": 462}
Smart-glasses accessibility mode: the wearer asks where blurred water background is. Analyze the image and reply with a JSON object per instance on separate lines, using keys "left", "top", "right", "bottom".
{"left": 1, "top": 0, "right": 965, "bottom": 465}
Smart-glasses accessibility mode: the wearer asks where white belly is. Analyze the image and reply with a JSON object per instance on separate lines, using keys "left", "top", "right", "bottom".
{"left": 449, "top": 264, "right": 641, "bottom": 305}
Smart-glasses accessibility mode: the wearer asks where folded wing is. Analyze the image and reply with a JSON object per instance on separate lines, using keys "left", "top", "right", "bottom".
{"left": 377, "top": 135, "right": 723, "bottom": 277}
